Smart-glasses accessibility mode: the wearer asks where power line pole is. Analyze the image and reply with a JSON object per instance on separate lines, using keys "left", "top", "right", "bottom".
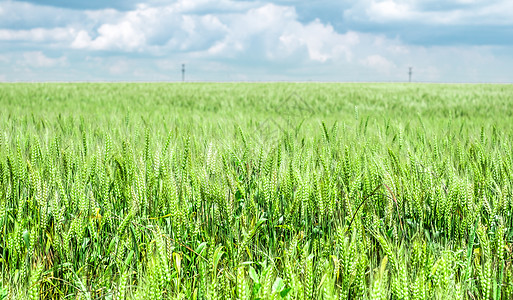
{"left": 182, "top": 64, "right": 185, "bottom": 82}
{"left": 409, "top": 67, "right": 412, "bottom": 82}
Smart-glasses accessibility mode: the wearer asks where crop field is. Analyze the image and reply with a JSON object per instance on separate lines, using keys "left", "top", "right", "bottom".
{"left": 1, "top": 83, "right": 513, "bottom": 299}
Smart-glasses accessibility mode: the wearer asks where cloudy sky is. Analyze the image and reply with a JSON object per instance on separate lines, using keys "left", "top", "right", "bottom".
{"left": 0, "top": 0, "right": 512, "bottom": 82}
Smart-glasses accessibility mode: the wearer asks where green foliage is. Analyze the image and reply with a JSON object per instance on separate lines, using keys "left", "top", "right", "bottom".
{"left": 0, "top": 82, "right": 512, "bottom": 299}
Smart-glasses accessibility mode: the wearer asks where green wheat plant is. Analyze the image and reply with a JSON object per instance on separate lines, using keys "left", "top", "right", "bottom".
{"left": 0, "top": 82, "right": 512, "bottom": 299}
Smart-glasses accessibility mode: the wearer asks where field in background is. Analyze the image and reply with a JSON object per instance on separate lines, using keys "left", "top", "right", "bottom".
{"left": 1, "top": 83, "right": 513, "bottom": 299}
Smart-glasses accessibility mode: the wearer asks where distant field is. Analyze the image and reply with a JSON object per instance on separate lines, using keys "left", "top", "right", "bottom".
{"left": 0, "top": 83, "right": 512, "bottom": 299}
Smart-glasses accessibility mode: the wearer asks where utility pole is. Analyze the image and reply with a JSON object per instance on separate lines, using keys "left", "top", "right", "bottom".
{"left": 409, "top": 67, "right": 412, "bottom": 82}
{"left": 182, "top": 64, "right": 185, "bottom": 82}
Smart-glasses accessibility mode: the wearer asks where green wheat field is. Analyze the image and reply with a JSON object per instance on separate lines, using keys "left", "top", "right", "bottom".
{"left": 0, "top": 83, "right": 512, "bottom": 299}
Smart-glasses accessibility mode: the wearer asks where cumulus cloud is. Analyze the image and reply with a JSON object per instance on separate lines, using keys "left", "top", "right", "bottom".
{"left": 0, "top": 27, "right": 76, "bottom": 43}
{"left": 347, "top": 0, "right": 513, "bottom": 25}
{"left": 71, "top": 4, "right": 229, "bottom": 52}
{"left": 69, "top": 2, "right": 359, "bottom": 64}
{"left": 72, "top": 23, "right": 146, "bottom": 51}
{"left": 204, "top": 4, "right": 360, "bottom": 63}
{"left": 366, "top": 0, "right": 413, "bottom": 22}
{"left": 361, "top": 54, "right": 396, "bottom": 73}
{"left": 0, "top": 0, "right": 512, "bottom": 82}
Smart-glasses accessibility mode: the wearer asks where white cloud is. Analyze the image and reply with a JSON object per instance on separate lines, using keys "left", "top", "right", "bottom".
{"left": 69, "top": 2, "right": 359, "bottom": 63}
{"left": 72, "top": 21, "right": 146, "bottom": 51}
{"left": 373, "top": 35, "right": 409, "bottom": 54}
{"left": 367, "top": 0, "right": 413, "bottom": 21}
{"left": 356, "top": 0, "right": 513, "bottom": 25}
{"left": 83, "top": 8, "right": 125, "bottom": 24}
{"left": 71, "top": 31, "right": 93, "bottom": 49}
{"left": 21, "top": 51, "right": 67, "bottom": 68}
{"left": 172, "top": 0, "right": 258, "bottom": 13}
{"left": 203, "top": 4, "right": 359, "bottom": 62}
{"left": 72, "top": 7, "right": 152, "bottom": 51}
{"left": 283, "top": 21, "right": 359, "bottom": 62}
{"left": 72, "top": 4, "right": 228, "bottom": 52}
{"left": 0, "top": 28, "right": 76, "bottom": 43}
{"left": 1, "top": 0, "right": 512, "bottom": 82}
{"left": 0, "top": 1, "right": 86, "bottom": 31}
{"left": 361, "top": 54, "right": 395, "bottom": 73}
{"left": 467, "top": 1, "right": 513, "bottom": 25}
